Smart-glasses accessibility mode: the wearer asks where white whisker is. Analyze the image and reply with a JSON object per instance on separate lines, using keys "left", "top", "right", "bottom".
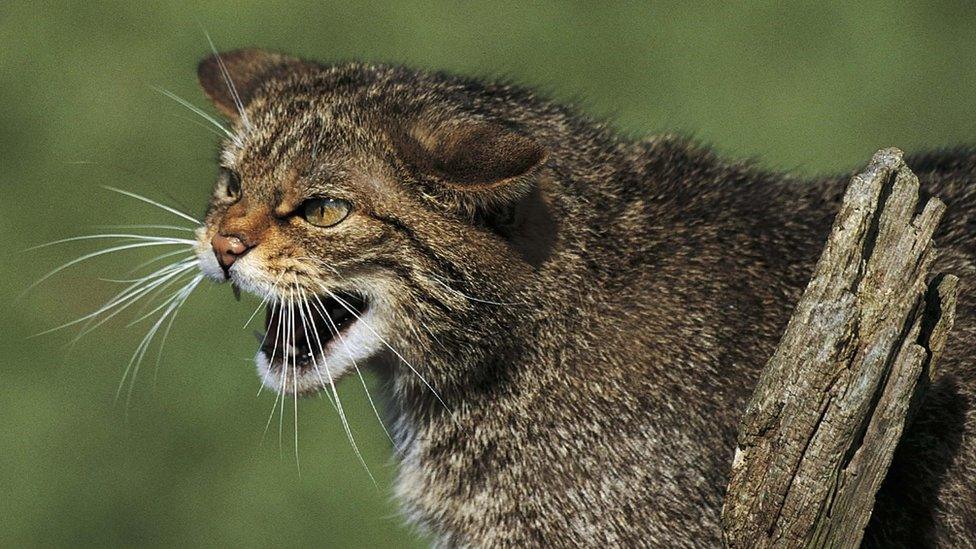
{"left": 26, "top": 240, "right": 194, "bottom": 295}
{"left": 261, "top": 300, "right": 286, "bottom": 436}
{"left": 309, "top": 292, "right": 400, "bottom": 454}
{"left": 150, "top": 290, "right": 187, "bottom": 387}
{"left": 151, "top": 86, "right": 240, "bottom": 145}
{"left": 429, "top": 274, "right": 524, "bottom": 307}
{"left": 278, "top": 288, "right": 294, "bottom": 455}
{"left": 117, "top": 274, "right": 203, "bottom": 407}
{"left": 292, "top": 289, "right": 303, "bottom": 474}
{"left": 148, "top": 272, "right": 203, "bottom": 385}
{"left": 168, "top": 112, "right": 233, "bottom": 140}
{"left": 77, "top": 268, "right": 197, "bottom": 342}
{"left": 101, "top": 186, "right": 202, "bottom": 226}
{"left": 203, "top": 31, "right": 252, "bottom": 132}
{"left": 25, "top": 233, "right": 195, "bottom": 252}
{"left": 243, "top": 271, "right": 285, "bottom": 330}
{"left": 126, "top": 270, "right": 202, "bottom": 327}
{"left": 126, "top": 249, "right": 195, "bottom": 277}
{"left": 258, "top": 291, "right": 286, "bottom": 399}
{"left": 291, "top": 292, "right": 336, "bottom": 413}
{"left": 116, "top": 261, "right": 198, "bottom": 320}
{"left": 33, "top": 258, "right": 196, "bottom": 338}
{"left": 298, "top": 288, "right": 375, "bottom": 484}
{"left": 316, "top": 283, "right": 458, "bottom": 425}
{"left": 97, "top": 224, "right": 196, "bottom": 233}
{"left": 294, "top": 255, "right": 342, "bottom": 277}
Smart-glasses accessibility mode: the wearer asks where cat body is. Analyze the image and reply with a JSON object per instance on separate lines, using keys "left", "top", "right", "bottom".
{"left": 193, "top": 51, "right": 976, "bottom": 546}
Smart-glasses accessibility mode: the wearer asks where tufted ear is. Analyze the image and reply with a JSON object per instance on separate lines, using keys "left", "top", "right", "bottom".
{"left": 197, "top": 49, "right": 302, "bottom": 120}
{"left": 395, "top": 117, "right": 548, "bottom": 191}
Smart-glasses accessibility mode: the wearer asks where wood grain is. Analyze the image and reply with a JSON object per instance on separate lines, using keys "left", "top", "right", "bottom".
{"left": 722, "top": 148, "right": 959, "bottom": 548}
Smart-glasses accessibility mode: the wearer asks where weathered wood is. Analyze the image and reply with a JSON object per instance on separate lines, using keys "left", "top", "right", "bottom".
{"left": 721, "top": 148, "right": 959, "bottom": 548}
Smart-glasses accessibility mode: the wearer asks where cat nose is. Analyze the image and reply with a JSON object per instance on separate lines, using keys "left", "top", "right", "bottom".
{"left": 211, "top": 233, "right": 252, "bottom": 273}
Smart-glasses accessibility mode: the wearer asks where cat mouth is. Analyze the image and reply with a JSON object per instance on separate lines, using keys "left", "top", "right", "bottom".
{"left": 257, "top": 292, "right": 368, "bottom": 374}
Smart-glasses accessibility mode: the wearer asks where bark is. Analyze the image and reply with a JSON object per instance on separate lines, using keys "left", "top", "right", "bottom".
{"left": 722, "top": 148, "right": 959, "bottom": 548}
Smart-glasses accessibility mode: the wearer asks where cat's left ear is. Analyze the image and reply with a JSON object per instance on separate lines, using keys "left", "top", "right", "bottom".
{"left": 394, "top": 115, "right": 549, "bottom": 207}
{"left": 197, "top": 49, "right": 303, "bottom": 120}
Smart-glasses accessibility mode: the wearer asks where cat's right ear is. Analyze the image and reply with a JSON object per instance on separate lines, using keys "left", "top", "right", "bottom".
{"left": 197, "top": 49, "right": 302, "bottom": 120}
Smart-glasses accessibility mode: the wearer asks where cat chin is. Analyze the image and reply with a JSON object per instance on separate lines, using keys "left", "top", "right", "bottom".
{"left": 255, "top": 349, "right": 343, "bottom": 396}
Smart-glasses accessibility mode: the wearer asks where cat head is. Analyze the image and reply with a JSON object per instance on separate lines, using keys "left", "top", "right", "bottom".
{"left": 193, "top": 49, "right": 555, "bottom": 397}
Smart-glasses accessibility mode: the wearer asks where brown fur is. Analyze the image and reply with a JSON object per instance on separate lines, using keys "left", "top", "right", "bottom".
{"left": 195, "top": 50, "right": 976, "bottom": 547}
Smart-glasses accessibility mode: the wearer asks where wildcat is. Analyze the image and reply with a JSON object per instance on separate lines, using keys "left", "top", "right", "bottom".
{"left": 189, "top": 49, "right": 975, "bottom": 546}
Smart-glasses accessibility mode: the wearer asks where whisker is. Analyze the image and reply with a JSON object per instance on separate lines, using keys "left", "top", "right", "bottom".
{"left": 261, "top": 300, "right": 286, "bottom": 437}
{"left": 126, "top": 270, "right": 202, "bottom": 327}
{"left": 168, "top": 112, "right": 232, "bottom": 140}
{"left": 149, "top": 271, "right": 204, "bottom": 386}
{"left": 255, "top": 301, "right": 279, "bottom": 350}
{"left": 203, "top": 30, "right": 252, "bottom": 132}
{"left": 117, "top": 274, "right": 203, "bottom": 407}
{"left": 293, "top": 288, "right": 303, "bottom": 474}
{"left": 243, "top": 271, "right": 286, "bottom": 330}
{"left": 278, "top": 288, "right": 294, "bottom": 455}
{"left": 291, "top": 291, "right": 336, "bottom": 412}
{"left": 257, "top": 286, "right": 286, "bottom": 399}
{"left": 315, "top": 283, "right": 458, "bottom": 425}
{"left": 151, "top": 86, "right": 240, "bottom": 145}
{"left": 25, "top": 240, "right": 194, "bottom": 295}
{"left": 297, "top": 288, "right": 376, "bottom": 484}
{"left": 25, "top": 233, "right": 195, "bottom": 252}
{"left": 101, "top": 186, "right": 202, "bottom": 226}
{"left": 267, "top": 284, "right": 298, "bottom": 452}
{"left": 429, "top": 273, "right": 524, "bottom": 307}
{"left": 113, "top": 261, "right": 198, "bottom": 320}
{"left": 309, "top": 292, "right": 400, "bottom": 454}
{"left": 33, "top": 259, "right": 196, "bottom": 338}
{"left": 97, "top": 224, "right": 197, "bottom": 233}
{"left": 126, "top": 249, "right": 196, "bottom": 277}
{"left": 77, "top": 267, "right": 198, "bottom": 342}
{"left": 243, "top": 295, "right": 269, "bottom": 330}
{"left": 150, "top": 289, "right": 189, "bottom": 387}
{"left": 293, "top": 255, "right": 342, "bottom": 277}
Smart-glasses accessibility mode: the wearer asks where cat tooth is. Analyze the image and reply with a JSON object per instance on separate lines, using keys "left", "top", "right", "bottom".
{"left": 232, "top": 283, "right": 241, "bottom": 301}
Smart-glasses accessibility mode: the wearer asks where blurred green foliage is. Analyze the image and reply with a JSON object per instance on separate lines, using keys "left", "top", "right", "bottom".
{"left": 2, "top": 1, "right": 975, "bottom": 546}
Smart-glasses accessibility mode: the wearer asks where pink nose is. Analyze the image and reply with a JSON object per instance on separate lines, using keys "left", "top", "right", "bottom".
{"left": 211, "top": 233, "right": 250, "bottom": 272}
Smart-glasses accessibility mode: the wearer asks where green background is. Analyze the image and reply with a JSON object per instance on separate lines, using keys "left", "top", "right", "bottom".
{"left": 2, "top": 2, "right": 975, "bottom": 547}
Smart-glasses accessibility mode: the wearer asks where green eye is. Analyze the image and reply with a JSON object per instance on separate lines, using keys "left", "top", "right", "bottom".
{"left": 302, "top": 197, "right": 351, "bottom": 227}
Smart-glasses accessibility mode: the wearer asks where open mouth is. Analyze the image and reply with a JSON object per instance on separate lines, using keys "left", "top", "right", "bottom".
{"left": 258, "top": 292, "right": 368, "bottom": 370}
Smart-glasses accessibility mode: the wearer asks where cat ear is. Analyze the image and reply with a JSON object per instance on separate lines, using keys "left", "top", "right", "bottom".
{"left": 197, "top": 49, "right": 302, "bottom": 120}
{"left": 395, "top": 117, "right": 549, "bottom": 191}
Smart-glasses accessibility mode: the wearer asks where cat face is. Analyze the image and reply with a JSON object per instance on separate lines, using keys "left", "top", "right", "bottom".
{"left": 193, "top": 50, "right": 549, "bottom": 396}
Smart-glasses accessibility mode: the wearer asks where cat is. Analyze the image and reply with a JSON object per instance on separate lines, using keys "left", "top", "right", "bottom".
{"left": 191, "top": 49, "right": 975, "bottom": 546}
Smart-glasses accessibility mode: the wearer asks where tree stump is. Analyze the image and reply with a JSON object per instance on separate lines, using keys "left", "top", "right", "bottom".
{"left": 721, "top": 148, "right": 959, "bottom": 548}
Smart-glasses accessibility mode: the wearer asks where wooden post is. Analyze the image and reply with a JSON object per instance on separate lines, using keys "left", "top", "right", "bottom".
{"left": 721, "top": 148, "right": 959, "bottom": 548}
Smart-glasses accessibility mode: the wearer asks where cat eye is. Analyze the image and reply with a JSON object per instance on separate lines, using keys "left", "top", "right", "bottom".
{"left": 301, "top": 197, "right": 351, "bottom": 227}
{"left": 219, "top": 168, "right": 241, "bottom": 200}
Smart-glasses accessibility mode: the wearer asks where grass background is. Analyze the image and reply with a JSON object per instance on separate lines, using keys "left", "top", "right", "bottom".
{"left": 2, "top": 1, "right": 975, "bottom": 546}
